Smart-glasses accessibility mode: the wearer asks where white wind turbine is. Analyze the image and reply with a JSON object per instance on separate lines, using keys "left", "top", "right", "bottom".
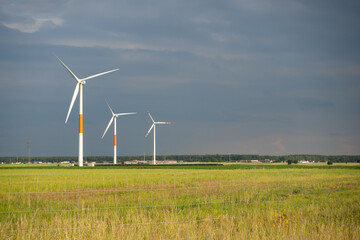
{"left": 145, "top": 111, "right": 171, "bottom": 165}
{"left": 55, "top": 54, "right": 119, "bottom": 167}
{"left": 102, "top": 101, "right": 136, "bottom": 164}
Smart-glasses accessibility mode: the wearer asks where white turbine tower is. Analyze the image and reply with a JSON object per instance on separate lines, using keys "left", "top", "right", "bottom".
{"left": 145, "top": 111, "right": 171, "bottom": 165}
{"left": 102, "top": 101, "right": 136, "bottom": 164}
{"left": 55, "top": 54, "right": 119, "bottom": 167}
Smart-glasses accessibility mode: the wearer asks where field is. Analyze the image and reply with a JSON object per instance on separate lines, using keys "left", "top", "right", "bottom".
{"left": 0, "top": 164, "right": 359, "bottom": 239}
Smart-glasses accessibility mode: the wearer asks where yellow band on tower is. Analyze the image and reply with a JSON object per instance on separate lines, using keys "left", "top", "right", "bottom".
{"left": 79, "top": 114, "right": 83, "bottom": 133}
{"left": 114, "top": 135, "right": 116, "bottom": 146}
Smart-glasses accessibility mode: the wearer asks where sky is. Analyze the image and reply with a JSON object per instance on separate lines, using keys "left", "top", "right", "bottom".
{"left": 0, "top": 0, "right": 359, "bottom": 157}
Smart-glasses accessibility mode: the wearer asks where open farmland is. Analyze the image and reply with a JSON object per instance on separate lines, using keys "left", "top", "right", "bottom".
{"left": 0, "top": 164, "right": 359, "bottom": 239}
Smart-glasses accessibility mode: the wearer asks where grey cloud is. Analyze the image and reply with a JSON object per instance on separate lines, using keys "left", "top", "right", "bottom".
{"left": 2, "top": 17, "right": 63, "bottom": 33}
{"left": 1, "top": 0, "right": 66, "bottom": 32}
{"left": 0, "top": 0, "right": 359, "bottom": 156}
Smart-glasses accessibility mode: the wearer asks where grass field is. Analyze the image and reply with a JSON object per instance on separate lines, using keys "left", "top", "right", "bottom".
{"left": 0, "top": 163, "right": 359, "bottom": 239}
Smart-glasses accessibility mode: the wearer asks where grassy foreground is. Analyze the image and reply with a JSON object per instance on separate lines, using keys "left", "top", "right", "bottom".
{"left": 0, "top": 164, "right": 359, "bottom": 239}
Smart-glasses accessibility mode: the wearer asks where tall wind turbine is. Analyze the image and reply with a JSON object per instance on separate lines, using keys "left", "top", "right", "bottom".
{"left": 102, "top": 101, "right": 136, "bottom": 164}
{"left": 55, "top": 54, "right": 119, "bottom": 167}
{"left": 145, "top": 111, "right": 171, "bottom": 165}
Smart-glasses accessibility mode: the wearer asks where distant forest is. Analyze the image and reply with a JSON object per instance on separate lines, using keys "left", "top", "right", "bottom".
{"left": 1, "top": 154, "right": 360, "bottom": 164}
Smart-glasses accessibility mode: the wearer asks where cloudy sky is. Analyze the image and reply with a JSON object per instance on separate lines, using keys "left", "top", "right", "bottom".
{"left": 0, "top": 0, "right": 359, "bottom": 157}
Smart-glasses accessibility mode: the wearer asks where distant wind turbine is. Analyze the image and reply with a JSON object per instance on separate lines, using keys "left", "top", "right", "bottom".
{"left": 102, "top": 101, "right": 136, "bottom": 164}
{"left": 55, "top": 54, "right": 119, "bottom": 167}
{"left": 145, "top": 111, "right": 171, "bottom": 165}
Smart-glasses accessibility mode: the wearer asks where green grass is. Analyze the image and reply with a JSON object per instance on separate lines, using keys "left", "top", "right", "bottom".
{"left": 0, "top": 164, "right": 359, "bottom": 239}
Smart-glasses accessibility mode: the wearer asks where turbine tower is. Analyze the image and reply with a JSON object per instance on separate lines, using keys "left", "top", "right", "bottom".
{"left": 55, "top": 54, "right": 119, "bottom": 167}
{"left": 145, "top": 111, "right": 171, "bottom": 165}
{"left": 102, "top": 101, "right": 136, "bottom": 164}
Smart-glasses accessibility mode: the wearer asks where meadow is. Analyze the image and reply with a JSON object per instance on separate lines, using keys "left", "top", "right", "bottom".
{"left": 0, "top": 163, "right": 359, "bottom": 239}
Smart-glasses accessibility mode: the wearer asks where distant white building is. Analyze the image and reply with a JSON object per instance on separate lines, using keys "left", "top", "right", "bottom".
{"left": 160, "top": 160, "right": 177, "bottom": 164}
{"left": 124, "top": 160, "right": 138, "bottom": 165}
{"left": 124, "top": 160, "right": 151, "bottom": 165}
{"left": 251, "top": 160, "right": 259, "bottom": 163}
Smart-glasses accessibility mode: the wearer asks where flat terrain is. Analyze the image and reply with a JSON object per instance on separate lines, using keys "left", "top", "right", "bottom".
{"left": 0, "top": 163, "right": 359, "bottom": 239}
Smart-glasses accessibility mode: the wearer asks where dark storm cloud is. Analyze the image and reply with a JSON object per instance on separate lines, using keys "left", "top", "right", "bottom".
{"left": 0, "top": 0, "right": 359, "bottom": 156}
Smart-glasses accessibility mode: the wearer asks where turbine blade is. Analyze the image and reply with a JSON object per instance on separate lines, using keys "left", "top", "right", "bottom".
{"left": 102, "top": 117, "right": 114, "bottom": 138}
{"left": 156, "top": 122, "right": 171, "bottom": 124}
{"left": 145, "top": 124, "right": 154, "bottom": 138}
{"left": 147, "top": 111, "right": 155, "bottom": 123}
{"left": 65, "top": 83, "right": 80, "bottom": 123}
{"left": 105, "top": 100, "right": 114, "bottom": 115}
{"left": 54, "top": 54, "right": 79, "bottom": 81}
{"left": 116, "top": 112, "right": 137, "bottom": 117}
{"left": 81, "top": 68, "right": 119, "bottom": 81}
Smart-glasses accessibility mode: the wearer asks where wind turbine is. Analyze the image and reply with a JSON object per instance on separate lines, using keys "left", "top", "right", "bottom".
{"left": 55, "top": 54, "right": 119, "bottom": 167}
{"left": 102, "top": 101, "right": 136, "bottom": 164}
{"left": 145, "top": 111, "right": 171, "bottom": 165}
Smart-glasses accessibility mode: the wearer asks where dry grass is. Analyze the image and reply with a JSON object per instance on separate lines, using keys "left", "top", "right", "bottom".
{"left": 0, "top": 166, "right": 359, "bottom": 239}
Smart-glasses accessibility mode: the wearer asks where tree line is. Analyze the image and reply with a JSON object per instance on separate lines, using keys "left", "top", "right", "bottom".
{"left": 1, "top": 154, "right": 359, "bottom": 164}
